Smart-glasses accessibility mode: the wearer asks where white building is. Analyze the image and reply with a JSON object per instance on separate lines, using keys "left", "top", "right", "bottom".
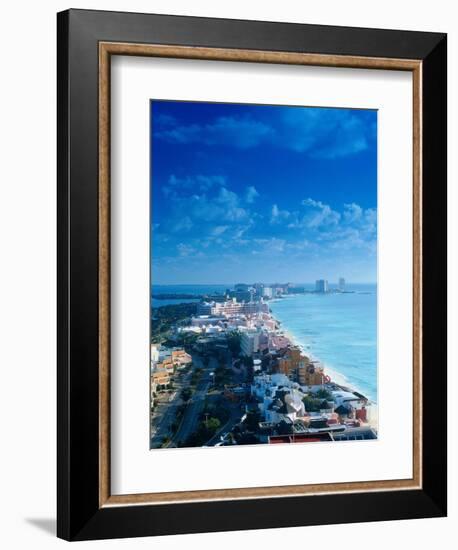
{"left": 151, "top": 344, "right": 160, "bottom": 363}
{"left": 191, "top": 315, "right": 225, "bottom": 327}
{"left": 330, "top": 389, "right": 366, "bottom": 408}
{"left": 253, "top": 359, "right": 262, "bottom": 372}
{"left": 262, "top": 286, "right": 273, "bottom": 298}
{"left": 251, "top": 373, "right": 306, "bottom": 423}
{"left": 240, "top": 330, "right": 260, "bottom": 356}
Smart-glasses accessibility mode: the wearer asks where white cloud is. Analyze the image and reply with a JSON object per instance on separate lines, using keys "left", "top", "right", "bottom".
{"left": 211, "top": 225, "right": 229, "bottom": 236}
{"left": 265, "top": 197, "right": 376, "bottom": 257}
{"left": 270, "top": 203, "right": 290, "bottom": 224}
{"left": 343, "top": 202, "right": 363, "bottom": 223}
{"left": 170, "top": 216, "right": 193, "bottom": 233}
{"left": 163, "top": 174, "right": 226, "bottom": 197}
{"left": 155, "top": 116, "right": 274, "bottom": 149}
{"left": 215, "top": 187, "right": 238, "bottom": 207}
{"left": 301, "top": 198, "right": 341, "bottom": 228}
{"left": 253, "top": 238, "right": 286, "bottom": 253}
{"left": 154, "top": 107, "right": 376, "bottom": 159}
{"left": 245, "top": 185, "right": 259, "bottom": 203}
{"left": 176, "top": 243, "right": 194, "bottom": 257}
{"left": 281, "top": 108, "right": 372, "bottom": 158}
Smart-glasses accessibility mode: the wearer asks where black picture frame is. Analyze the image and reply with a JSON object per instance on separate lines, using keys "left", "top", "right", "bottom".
{"left": 57, "top": 8, "right": 447, "bottom": 541}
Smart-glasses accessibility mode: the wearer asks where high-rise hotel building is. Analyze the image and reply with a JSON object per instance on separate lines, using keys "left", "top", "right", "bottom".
{"left": 315, "top": 279, "right": 329, "bottom": 293}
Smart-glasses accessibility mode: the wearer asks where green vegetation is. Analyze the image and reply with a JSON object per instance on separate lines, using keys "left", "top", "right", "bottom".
{"left": 182, "top": 416, "right": 221, "bottom": 447}
{"left": 172, "top": 331, "right": 199, "bottom": 348}
{"left": 205, "top": 417, "right": 221, "bottom": 431}
{"left": 214, "top": 362, "right": 232, "bottom": 387}
{"left": 180, "top": 388, "right": 193, "bottom": 402}
{"left": 315, "top": 388, "right": 333, "bottom": 400}
{"left": 242, "top": 356, "right": 254, "bottom": 368}
{"left": 243, "top": 409, "right": 261, "bottom": 432}
{"left": 226, "top": 331, "right": 241, "bottom": 357}
{"left": 202, "top": 397, "right": 230, "bottom": 426}
{"left": 242, "top": 356, "right": 254, "bottom": 383}
{"left": 151, "top": 303, "right": 197, "bottom": 343}
{"left": 302, "top": 395, "right": 324, "bottom": 412}
{"left": 169, "top": 404, "right": 186, "bottom": 438}
{"left": 152, "top": 293, "right": 201, "bottom": 300}
{"left": 190, "top": 367, "right": 203, "bottom": 387}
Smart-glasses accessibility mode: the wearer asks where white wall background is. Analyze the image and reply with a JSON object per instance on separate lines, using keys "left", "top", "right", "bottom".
{"left": 0, "top": 1, "right": 454, "bottom": 547}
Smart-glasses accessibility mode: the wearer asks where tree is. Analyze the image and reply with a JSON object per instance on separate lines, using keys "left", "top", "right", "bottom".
{"left": 244, "top": 409, "right": 261, "bottom": 431}
{"left": 181, "top": 388, "right": 192, "bottom": 402}
{"left": 227, "top": 331, "right": 241, "bottom": 357}
{"left": 206, "top": 417, "right": 221, "bottom": 432}
{"left": 243, "top": 356, "right": 254, "bottom": 368}
{"left": 183, "top": 417, "right": 221, "bottom": 447}
{"left": 302, "top": 395, "right": 322, "bottom": 412}
{"left": 315, "top": 388, "right": 332, "bottom": 400}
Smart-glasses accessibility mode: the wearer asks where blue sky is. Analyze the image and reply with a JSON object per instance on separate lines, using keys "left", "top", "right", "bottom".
{"left": 151, "top": 100, "right": 377, "bottom": 285}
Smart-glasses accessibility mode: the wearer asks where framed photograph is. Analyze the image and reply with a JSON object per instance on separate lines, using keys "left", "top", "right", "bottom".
{"left": 57, "top": 9, "right": 447, "bottom": 541}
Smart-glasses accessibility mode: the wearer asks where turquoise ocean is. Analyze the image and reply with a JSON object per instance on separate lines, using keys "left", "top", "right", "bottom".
{"left": 269, "top": 284, "right": 377, "bottom": 402}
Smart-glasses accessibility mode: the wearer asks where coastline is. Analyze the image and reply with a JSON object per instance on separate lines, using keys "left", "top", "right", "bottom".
{"left": 269, "top": 296, "right": 377, "bottom": 406}
{"left": 270, "top": 302, "right": 378, "bottom": 430}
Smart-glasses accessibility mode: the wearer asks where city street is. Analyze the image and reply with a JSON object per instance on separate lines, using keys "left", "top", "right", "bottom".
{"left": 150, "top": 368, "right": 192, "bottom": 448}
{"left": 171, "top": 378, "right": 211, "bottom": 446}
{"left": 169, "top": 356, "right": 215, "bottom": 446}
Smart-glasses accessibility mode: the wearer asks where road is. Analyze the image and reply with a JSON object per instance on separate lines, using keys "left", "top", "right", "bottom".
{"left": 168, "top": 356, "right": 217, "bottom": 447}
{"left": 152, "top": 354, "right": 243, "bottom": 448}
{"left": 171, "top": 375, "right": 211, "bottom": 446}
{"left": 150, "top": 369, "right": 192, "bottom": 448}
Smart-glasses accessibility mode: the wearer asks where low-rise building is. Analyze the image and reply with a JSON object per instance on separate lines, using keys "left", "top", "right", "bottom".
{"left": 171, "top": 348, "right": 192, "bottom": 367}
{"left": 253, "top": 359, "right": 262, "bottom": 372}
{"left": 151, "top": 347, "right": 192, "bottom": 375}
{"left": 298, "top": 360, "right": 325, "bottom": 385}
{"left": 331, "top": 389, "right": 367, "bottom": 408}
{"left": 197, "top": 299, "right": 269, "bottom": 318}
{"left": 268, "top": 333, "right": 290, "bottom": 351}
{"left": 191, "top": 315, "right": 226, "bottom": 327}
{"left": 151, "top": 368, "right": 170, "bottom": 387}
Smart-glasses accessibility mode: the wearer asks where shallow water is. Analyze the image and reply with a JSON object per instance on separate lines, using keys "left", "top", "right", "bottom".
{"left": 269, "top": 284, "right": 377, "bottom": 402}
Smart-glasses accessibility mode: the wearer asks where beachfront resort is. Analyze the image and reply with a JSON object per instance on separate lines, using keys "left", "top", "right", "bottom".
{"left": 150, "top": 281, "right": 377, "bottom": 449}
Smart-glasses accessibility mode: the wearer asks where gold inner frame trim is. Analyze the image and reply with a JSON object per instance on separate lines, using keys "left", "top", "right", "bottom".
{"left": 99, "top": 42, "right": 422, "bottom": 508}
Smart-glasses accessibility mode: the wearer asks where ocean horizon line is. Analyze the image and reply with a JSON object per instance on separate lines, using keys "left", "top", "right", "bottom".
{"left": 152, "top": 282, "right": 378, "bottom": 287}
